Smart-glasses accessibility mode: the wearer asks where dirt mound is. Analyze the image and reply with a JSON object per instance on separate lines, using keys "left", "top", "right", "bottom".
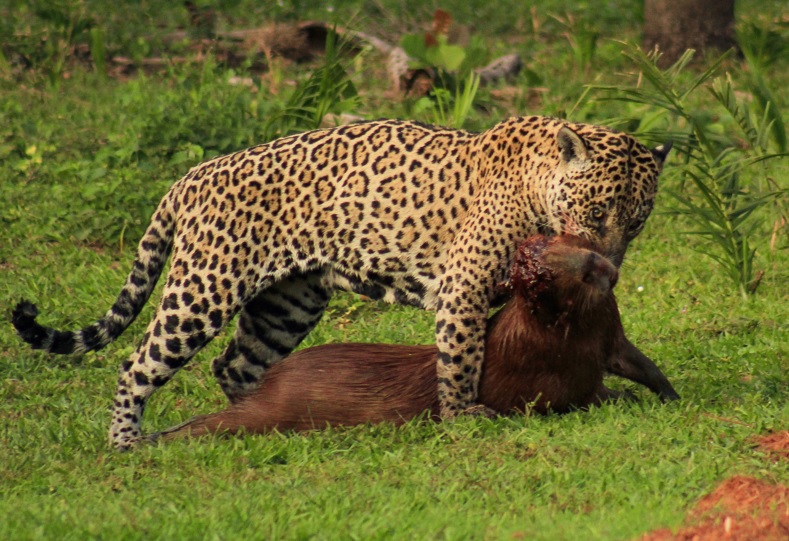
{"left": 640, "top": 475, "right": 788, "bottom": 541}
{"left": 639, "top": 430, "right": 788, "bottom": 540}
{"left": 641, "top": 430, "right": 789, "bottom": 541}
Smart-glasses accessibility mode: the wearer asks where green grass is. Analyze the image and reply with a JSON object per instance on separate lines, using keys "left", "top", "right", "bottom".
{"left": 2, "top": 1, "right": 788, "bottom": 539}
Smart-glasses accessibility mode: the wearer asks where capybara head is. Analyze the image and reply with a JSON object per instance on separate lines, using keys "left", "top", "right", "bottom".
{"left": 504, "top": 234, "right": 619, "bottom": 318}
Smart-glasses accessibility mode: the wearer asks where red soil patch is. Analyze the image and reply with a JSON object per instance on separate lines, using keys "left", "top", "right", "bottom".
{"left": 640, "top": 476, "right": 788, "bottom": 541}
{"left": 640, "top": 432, "right": 788, "bottom": 540}
{"left": 754, "top": 430, "right": 789, "bottom": 462}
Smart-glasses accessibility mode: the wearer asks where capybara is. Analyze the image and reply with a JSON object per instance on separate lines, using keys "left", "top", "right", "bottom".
{"left": 152, "top": 235, "right": 679, "bottom": 441}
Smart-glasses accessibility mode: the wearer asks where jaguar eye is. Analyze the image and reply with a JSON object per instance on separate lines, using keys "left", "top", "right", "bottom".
{"left": 589, "top": 206, "right": 606, "bottom": 221}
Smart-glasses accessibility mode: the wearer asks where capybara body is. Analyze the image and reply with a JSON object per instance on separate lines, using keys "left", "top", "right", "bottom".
{"left": 155, "top": 235, "right": 679, "bottom": 440}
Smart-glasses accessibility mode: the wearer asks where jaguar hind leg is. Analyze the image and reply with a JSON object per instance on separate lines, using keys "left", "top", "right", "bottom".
{"left": 109, "top": 283, "right": 242, "bottom": 449}
{"left": 212, "top": 270, "right": 332, "bottom": 402}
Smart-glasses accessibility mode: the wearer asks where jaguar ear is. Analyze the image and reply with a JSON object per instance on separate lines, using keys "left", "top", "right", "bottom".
{"left": 651, "top": 140, "right": 673, "bottom": 164}
{"left": 557, "top": 126, "right": 590, "bottom": 163}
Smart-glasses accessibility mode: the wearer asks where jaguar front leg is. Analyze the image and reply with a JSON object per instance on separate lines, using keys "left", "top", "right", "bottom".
{"left": 433, "top": 214, "right": 522, "bottom": 419}
{"left": 434, "top": 291, "right": 496, "bottom": 419}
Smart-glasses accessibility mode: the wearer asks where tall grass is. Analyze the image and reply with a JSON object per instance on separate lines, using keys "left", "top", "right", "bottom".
{"left": 262, "top": 28, "right": 360, "bottom": 139}
{"left": 589, "top": 45, "right": 788, "bottom": 298}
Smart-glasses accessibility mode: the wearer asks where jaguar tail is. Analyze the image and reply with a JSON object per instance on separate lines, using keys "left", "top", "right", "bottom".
{"left": 11, "top": 192, "right": 177, "bottom": 355}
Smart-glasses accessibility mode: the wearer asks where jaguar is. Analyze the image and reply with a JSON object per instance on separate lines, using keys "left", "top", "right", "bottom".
{"left": 12, "top": 115, "right": 671, "bottom": 449}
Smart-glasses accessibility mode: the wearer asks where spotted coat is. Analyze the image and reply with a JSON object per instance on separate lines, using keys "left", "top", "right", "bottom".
{"left": 12, "top": 116, "right": 671, "bottom": 449}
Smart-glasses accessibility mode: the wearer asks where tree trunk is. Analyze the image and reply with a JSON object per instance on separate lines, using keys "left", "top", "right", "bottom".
{"left": 643, "top": 0, "right": 736, "bottom": 67}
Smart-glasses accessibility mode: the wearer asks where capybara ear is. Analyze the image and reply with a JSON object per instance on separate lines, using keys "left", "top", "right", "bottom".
{"left": 494, "top": 278, "right": 513, "bottom": 294}
{"left": 581, "top": 251, "right": 619, "bottom": 293}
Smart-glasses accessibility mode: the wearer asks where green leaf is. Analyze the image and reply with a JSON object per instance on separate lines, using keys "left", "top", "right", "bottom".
{"left": 400, "top": 34, "right": 428, "bottom": 63}
{"left": 426, "top": 42, "right": 466, "bottom": 73}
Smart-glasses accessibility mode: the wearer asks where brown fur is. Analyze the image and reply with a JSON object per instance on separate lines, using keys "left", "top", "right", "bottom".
{"left": 154, "top": 235, "right": 679, "bottom": 440}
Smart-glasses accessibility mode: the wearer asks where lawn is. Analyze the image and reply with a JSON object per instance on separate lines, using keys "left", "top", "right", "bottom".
{"left": 1, "top": 1, "right": 787, "bottom": 539}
